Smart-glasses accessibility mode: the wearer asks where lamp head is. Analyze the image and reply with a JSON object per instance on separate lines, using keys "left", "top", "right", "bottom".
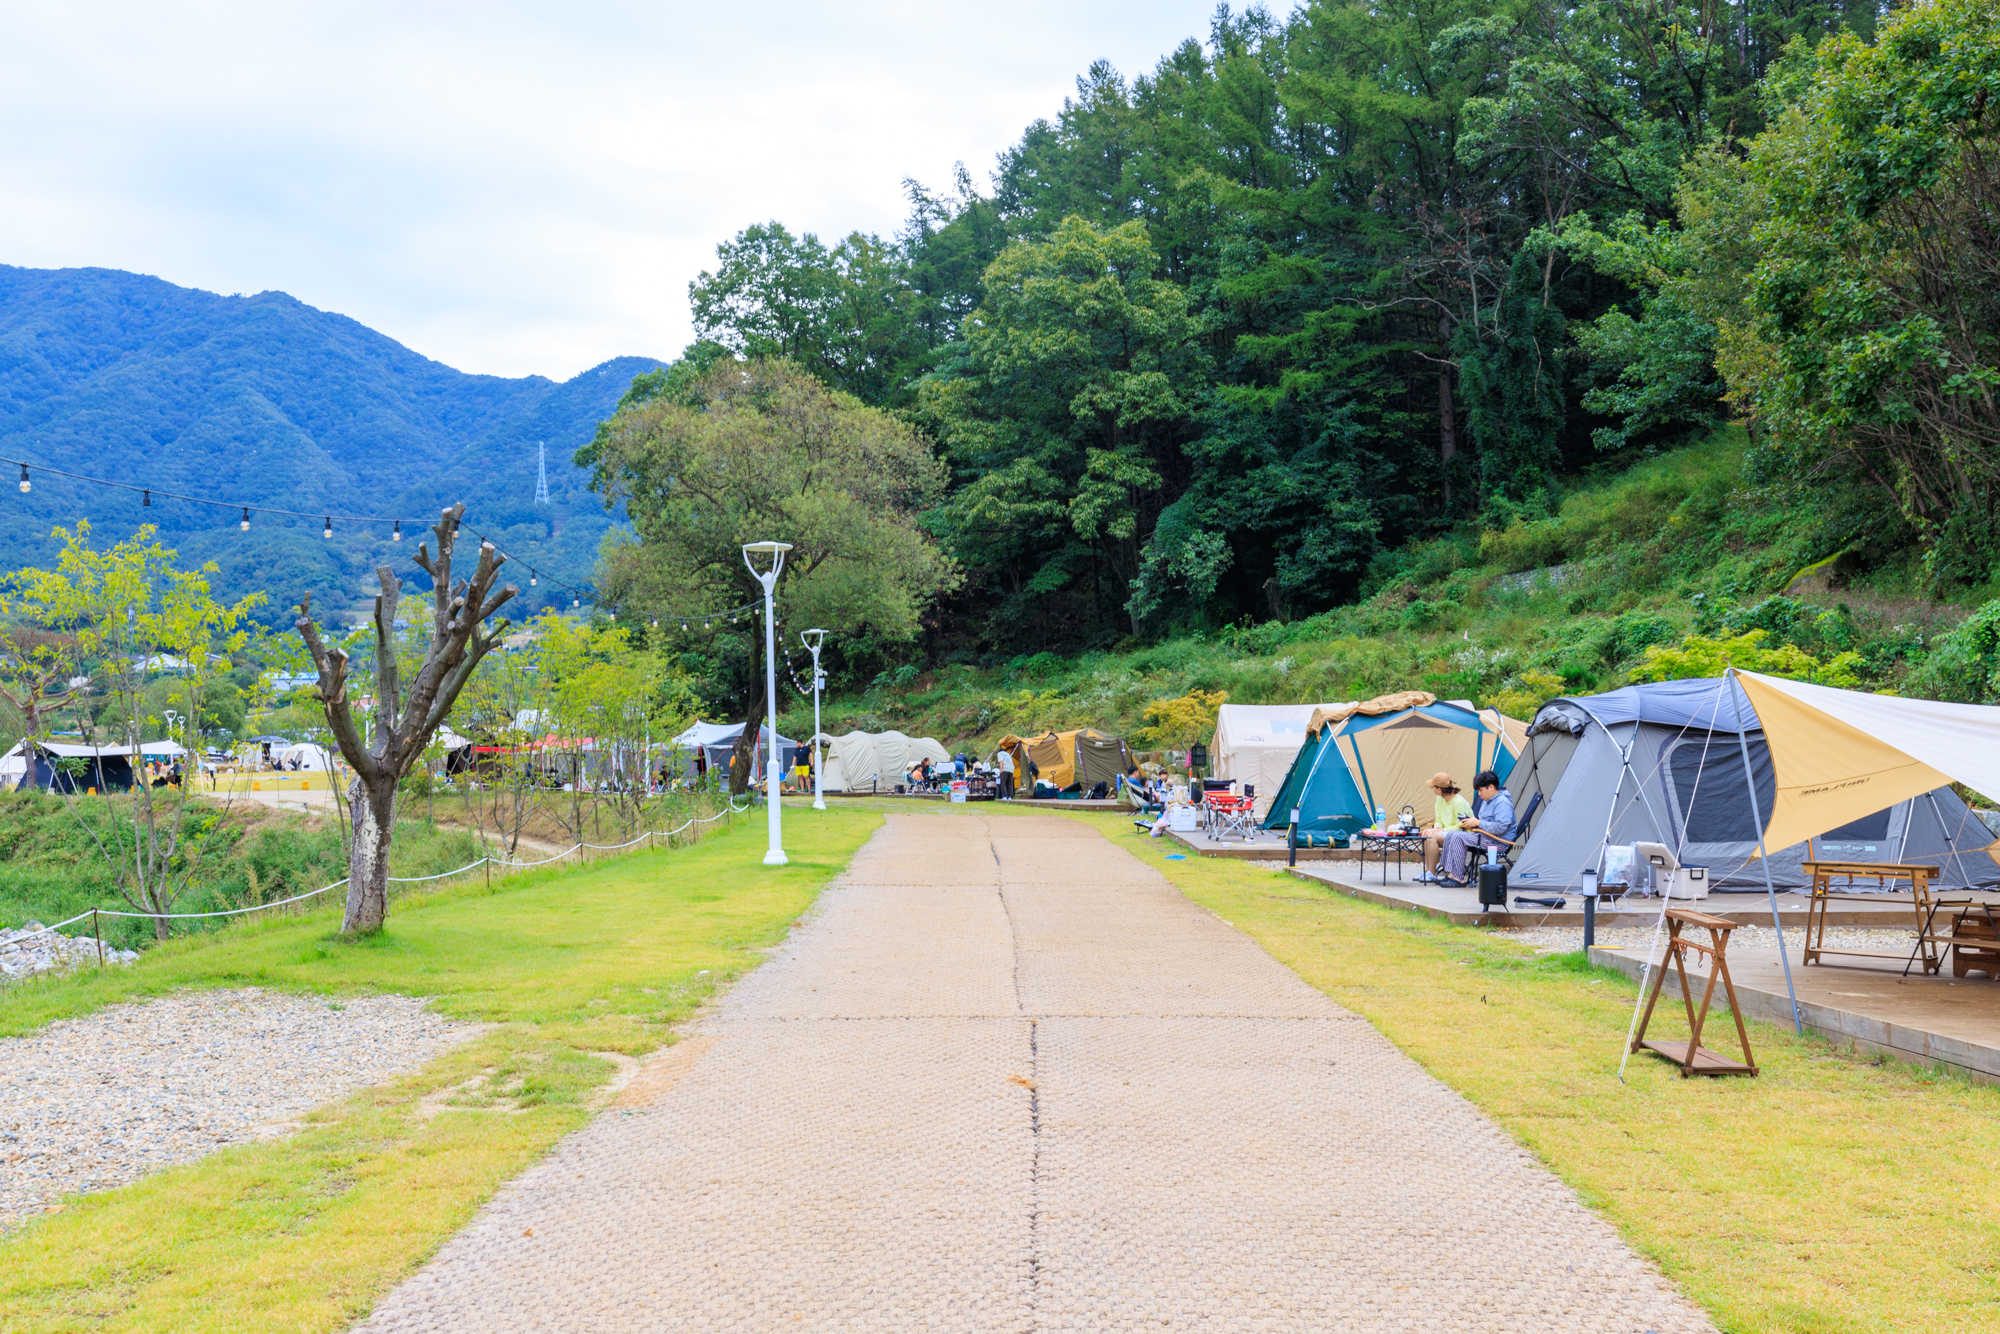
{"left": 800, "top": 627, "right": 827, "bottom": 650}
{"left": 741, "top": 540, "right": 792, "bottom": 583}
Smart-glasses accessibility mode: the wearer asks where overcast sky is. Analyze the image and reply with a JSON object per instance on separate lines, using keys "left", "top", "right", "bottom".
{"left": 0, "top": 1, "right": 1247, "bottom": 381}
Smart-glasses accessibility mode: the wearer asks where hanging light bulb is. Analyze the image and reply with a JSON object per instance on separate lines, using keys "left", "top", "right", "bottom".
{"left": 529, "top": 570, "right": 538, "bottom": 587}
{"left": 572, "top": 595, "right": 580, "bottom": 608}
{"left": 142, "top": 489, "right": 151, "bottom": 508}
{"left": 17, "top": 465, "right": 28, "bottom": 494}
{"left": 392, "top": 520, "right": 402, "bottom": 542}
{"left": 680, "top": 619, "right": 688, "bottom": 631}
{"left": 240, "top": 507, "right": 250, "bottom": 531}
{"left": 323, "top": 516, "right": 333, "bottom": 538}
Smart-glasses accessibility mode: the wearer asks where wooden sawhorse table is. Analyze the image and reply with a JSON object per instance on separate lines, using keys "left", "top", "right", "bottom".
{"left": 1800, "top": 860, "right": 1942, "bottom": 975}
{"left": 1632, "top": 906, "right": 1758, "bottom": 1077}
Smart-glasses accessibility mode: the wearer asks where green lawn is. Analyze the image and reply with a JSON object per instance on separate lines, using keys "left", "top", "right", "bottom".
{"left": 1068, "top": 811, "right": 2000, "bottom": 1334}
{"left": 0, "top": 801, "right": 883, "bottom": 1334}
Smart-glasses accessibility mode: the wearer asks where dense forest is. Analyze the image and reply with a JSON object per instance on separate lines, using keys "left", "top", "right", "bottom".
{"left": 603, "top": 0, "right": 1997, "bottom": 676}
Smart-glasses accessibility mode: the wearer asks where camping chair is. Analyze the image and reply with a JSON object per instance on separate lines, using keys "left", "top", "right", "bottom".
{"left": 1209, "top": 791, "right": 1258, "bottom": 842}
{"left": 1446, "top": 792, "right": 1532, "bottom": 880}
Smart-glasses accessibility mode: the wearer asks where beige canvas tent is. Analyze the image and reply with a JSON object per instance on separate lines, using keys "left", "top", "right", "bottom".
{"left": 998, "top": 729, "right": 1133, "bottom": 791}
{"left": 821, "top": 730, "right": 952, "bottom": 792}
{"left": 1211, "top": 702, "right": 1350, "bottom": 820}
{"left": 1320, "top": 692, "right": 1527, "bottom": 824}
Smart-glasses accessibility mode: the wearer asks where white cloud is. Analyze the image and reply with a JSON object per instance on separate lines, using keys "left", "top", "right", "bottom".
{"left": 0, "top": 0, "right": 1236, "bottom": 379}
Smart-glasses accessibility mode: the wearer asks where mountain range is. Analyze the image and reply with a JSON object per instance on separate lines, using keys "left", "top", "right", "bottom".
{"left": 0, "top": 264, "right": 661, "bottom": 623}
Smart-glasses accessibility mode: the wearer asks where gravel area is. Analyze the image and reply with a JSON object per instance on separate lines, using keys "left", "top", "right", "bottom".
{"left": 0, "top": 988, "right": 483, "bottom": 1230}
{"left": 356, "top": 813, "right": 1712, "bottom": 1333}
{"left": 1505, "top": 923, "right": 1916, "bottom": 955}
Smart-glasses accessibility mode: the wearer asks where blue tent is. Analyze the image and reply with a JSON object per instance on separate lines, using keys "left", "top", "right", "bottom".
{"left": 1262, "top": 697, "right": 1521, "bottom": 835}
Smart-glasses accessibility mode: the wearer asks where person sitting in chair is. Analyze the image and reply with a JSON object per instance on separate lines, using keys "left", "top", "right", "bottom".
{"left": 1121, "top": 765, "right": 1164, "bottom": 815}
{"left": 1416, "top": 772, "right": 1473, "bottom": 883}
{"left": 1438, "top": 770, "right": 1515, "bottom": 887}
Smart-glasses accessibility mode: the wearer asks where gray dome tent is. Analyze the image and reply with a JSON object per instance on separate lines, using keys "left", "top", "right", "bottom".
{"left": 1504, "top": 677, "right": 2000, "bottom": 893}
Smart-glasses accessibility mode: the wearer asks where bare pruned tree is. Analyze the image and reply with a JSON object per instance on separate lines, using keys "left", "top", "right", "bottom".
{"left": 294, "top": 504, "right": 516, "bottom": 933}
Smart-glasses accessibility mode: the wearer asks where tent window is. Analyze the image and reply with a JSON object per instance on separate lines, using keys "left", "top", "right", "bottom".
{"left": 1667, "top": 735, "right": 1775, "bottom": 844}
{"left": 1819, "top": 808, "right": 1893, "bottom": 841}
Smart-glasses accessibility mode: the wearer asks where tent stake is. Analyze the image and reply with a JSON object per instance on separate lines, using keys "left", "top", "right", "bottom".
{"left": 1728, "top": 668, "right": 1802, "bottom": 1034}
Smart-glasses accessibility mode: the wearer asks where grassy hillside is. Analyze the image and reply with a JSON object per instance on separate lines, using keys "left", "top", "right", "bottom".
{"left": 778, "top": 430, "right": 1990, "bottom": 753}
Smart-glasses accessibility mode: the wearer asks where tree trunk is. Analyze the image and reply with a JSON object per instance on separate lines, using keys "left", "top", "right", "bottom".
{"left": 342, "top": 772, "right": 397, "bottom": 933}
{"left": 728, "top": 682, "right": 767, "bottom": 797}
{"left": 1438, "top": 339, "right": 1458, "bottom": 507}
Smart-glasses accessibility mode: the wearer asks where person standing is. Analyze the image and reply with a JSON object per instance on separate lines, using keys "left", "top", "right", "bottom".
{"left": 995, "top": 745, "right": 1015, "bottom": 800}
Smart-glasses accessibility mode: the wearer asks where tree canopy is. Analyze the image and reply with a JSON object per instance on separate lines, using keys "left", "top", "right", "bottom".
{"left": 611, "top": 0, "right": 1996, "bottom": 661}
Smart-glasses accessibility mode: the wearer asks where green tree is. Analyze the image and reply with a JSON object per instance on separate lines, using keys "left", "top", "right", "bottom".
{"left": 587, "top": 359, "right": 958, "bottom": 791}
{"left": 688, "top": 223, "right": 933, "bottom": 404}
{"left": 3, "top": 523, "right": 262, "bottom": 937}
{"left": 916, "top": 216, "right": 1210, "bottom": 637}
{"left": 1710, "top": 0, "right": 2000, "bottom": 590}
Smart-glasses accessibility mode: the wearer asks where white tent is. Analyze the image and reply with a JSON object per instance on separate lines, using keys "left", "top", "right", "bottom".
{"left": 1210, "top": 702, "right": 1349, "bottom": 820}
{"left": 271, "top": 742, "right": 334, "bottom": 771}
{"left": 821, "top": 731, "right": 952, "bottom": 792}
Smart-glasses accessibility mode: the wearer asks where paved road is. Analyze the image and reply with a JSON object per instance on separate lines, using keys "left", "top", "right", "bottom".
{"left": 355, "top": 812, "right": 1711, "bottom": 1332}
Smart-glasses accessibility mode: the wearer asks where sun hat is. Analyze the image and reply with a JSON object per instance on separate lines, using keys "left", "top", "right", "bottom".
{"left": 1429, "top": 772, "right": 1459, "bottom": 792}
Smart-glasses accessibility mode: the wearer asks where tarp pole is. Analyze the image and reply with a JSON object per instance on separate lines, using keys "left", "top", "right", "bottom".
{"left": 1728, "top": 667, "right": 1802, "bottom": 1034}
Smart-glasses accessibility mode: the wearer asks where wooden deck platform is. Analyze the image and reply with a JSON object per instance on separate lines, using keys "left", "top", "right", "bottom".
{"left": 1280, "top": 861, "right": 1996, "bottom": 929}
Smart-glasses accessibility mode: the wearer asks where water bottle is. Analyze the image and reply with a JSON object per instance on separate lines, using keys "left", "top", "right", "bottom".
{"left": 1374, "top": 804, "right": 1385, "bottom": 830}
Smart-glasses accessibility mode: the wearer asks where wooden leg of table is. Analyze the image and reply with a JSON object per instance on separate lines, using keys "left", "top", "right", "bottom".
{"left": 1672, "top": 943, "right": 1705, "bottom": 1077}
{"left": 1715, "top": 954, "right": 1758, "bottom": 1075}
{"left": 1805, "top": 884, "right": 1823, "bottom": 965}
{"left": 1685, "top": 944, "right": 1725, "bottom": 1077}
{"left": 1631, "top": 934, "right": 1674, "bottom": 1052}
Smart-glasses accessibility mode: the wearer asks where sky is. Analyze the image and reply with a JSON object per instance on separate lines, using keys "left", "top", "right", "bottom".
{"left": 0, "top": 1, "right": 1246, "bottom": 382}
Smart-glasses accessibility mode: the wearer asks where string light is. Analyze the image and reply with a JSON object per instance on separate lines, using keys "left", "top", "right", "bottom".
{"left": 2, "top": 451, "right": 625, "bottom": 610}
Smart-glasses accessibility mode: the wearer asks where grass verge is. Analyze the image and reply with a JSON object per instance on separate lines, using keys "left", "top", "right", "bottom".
{"left": 1072, "top": 811, "right": 2000, "bottom": 1334}
{"left": 0, "top": 800, "right": 883, "bottom": 1334}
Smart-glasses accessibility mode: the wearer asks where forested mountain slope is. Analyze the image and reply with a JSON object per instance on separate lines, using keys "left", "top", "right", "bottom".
{"left": 0, "top": 265, "right": 660, "bottom": 619}
{"left": 653, "top": 0, "right": 1997, "bottom": 682}
{"left": 775, "top": 429, "right": 1999, "bottom": 753}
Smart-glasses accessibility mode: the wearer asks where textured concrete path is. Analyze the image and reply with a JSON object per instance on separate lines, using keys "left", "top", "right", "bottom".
{"left": 355, "top": 813, "right": 1712, "bottom": 1332}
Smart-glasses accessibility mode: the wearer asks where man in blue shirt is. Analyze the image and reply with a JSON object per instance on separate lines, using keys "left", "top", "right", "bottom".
{"left": 1439, "top": 770, "right": 1516, "bottom": 887}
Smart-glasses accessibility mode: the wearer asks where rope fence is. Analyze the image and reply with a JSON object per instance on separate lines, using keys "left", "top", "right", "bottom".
{"left": 34, "top": 797, "right": 752, "bottom": 935}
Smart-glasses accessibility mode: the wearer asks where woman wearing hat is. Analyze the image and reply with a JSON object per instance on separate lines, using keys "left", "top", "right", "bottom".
{"left": 1417, "top": 772, "right": 1473, "bottom": 883}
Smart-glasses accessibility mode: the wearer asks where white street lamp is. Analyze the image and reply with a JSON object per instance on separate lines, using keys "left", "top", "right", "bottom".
{"left": 742, "top": 541, "right": 793, "bottom": 866}
{"left": 800, "top": 628, "right": 828, "bottom": 811}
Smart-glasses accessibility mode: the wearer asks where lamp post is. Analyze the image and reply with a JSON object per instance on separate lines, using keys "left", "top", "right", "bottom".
{"left": 742, "top": 541, "right": 793, "bottom": 866}
{"left": 800, "top": 628, "right": 828, "bottom": 810}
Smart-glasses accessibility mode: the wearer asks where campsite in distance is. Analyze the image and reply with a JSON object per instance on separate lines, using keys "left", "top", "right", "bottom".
{"left": 4, "top": 0, "right": 2000, "bottom": 1329}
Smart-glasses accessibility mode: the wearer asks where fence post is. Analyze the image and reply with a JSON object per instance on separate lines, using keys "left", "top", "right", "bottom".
{"left": 93, "top": 909, "right": 104, "bottom": 967}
